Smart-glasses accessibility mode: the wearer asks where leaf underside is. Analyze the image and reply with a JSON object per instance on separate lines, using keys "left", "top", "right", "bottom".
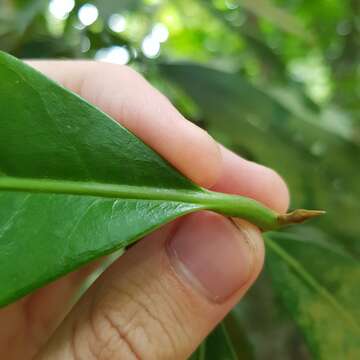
{"left": 0, "top": 51, "right": 206, "bottom": 306}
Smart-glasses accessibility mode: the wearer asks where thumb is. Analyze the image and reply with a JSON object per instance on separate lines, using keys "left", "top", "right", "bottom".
{"left": 35, "top": 211, "right": 264, "bottom": 360}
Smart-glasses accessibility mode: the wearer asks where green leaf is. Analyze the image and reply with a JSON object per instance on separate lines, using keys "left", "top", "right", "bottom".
{"left": 0, "top": 51, "right": 292, "bottom": 307}
{"left": 266, "top": 232, "right": 360, "bottom": 359}
{"left": 190, "top": 322, "right": 238, "bottom": 360}
{"left": 228, "top": 269, "right": 309, "bottom": 359}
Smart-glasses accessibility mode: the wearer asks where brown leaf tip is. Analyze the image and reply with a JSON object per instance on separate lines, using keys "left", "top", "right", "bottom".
{"left": 278, "top": 209, "right": 325, "bottom": 226}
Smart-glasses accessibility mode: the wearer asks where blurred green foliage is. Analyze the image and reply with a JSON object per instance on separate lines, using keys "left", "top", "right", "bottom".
{"left": 0, "top": 0, "right": 359, "bottom": 359}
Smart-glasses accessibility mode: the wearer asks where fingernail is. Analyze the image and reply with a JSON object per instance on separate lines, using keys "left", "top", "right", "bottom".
{"left": 167, "top": 212, "right": 259, "bottom": 303}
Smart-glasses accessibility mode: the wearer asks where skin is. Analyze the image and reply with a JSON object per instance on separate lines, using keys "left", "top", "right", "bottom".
{"left": 0, "top": 62, "right": 289, "bottom": 360}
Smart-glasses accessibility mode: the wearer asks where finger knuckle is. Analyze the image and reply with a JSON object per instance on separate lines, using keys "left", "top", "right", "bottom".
{"left": 89, "top": 306, "right": 140, "bottom": 360}
{"left": 99, "top": 62, "right": 144, "bottom": 84}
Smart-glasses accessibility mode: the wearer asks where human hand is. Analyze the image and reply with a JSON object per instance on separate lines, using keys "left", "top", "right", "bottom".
{"left": 0, "top": 61, "right": 289, "bottom": 359}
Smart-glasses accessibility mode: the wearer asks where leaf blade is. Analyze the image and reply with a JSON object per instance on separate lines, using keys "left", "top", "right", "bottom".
{"left": 0, "top": 51, "right": 211, "bottom": 306}
{"left": 0, "top": 191, "right": 203, "bottom": 306}
{"left": 0, "top": 51, "right": 196, "bottom": 190}
{"left": 0, "top": 52, "right": 284, "bottom": 306}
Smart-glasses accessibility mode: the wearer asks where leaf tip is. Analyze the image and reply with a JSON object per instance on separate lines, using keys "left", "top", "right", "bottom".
{"left": 278, "top": 209, "right": 325, "bottom": 227}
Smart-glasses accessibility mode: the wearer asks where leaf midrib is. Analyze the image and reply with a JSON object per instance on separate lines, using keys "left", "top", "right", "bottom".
{"left": 0, "top": 176, "right": 280, "bottom": 230}
{"left": 0, "top": 176, "right": 212, "bottom": 203}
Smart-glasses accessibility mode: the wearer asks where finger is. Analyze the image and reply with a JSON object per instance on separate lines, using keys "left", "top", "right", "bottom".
{"left": 212, "top": 146, "right": 290, "bottom": 213}
{"left": 36, "top": 212, "right": 264, "bottom": 360}
{"left": 28, "top": 61, "right": 288, "bottom": 212}
{"left": 27, "top": 61, "right": 222, "bottom": 188}
{"left": 0, "top": 260, "right": 101, "bottom": 359}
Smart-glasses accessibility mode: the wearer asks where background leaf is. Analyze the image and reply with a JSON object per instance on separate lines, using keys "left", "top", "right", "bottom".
{"left": 266, "top": 232, "right": 360, "bottom": 359}
{"left": 190, "top": 323, "right": 239, "bottom": 360}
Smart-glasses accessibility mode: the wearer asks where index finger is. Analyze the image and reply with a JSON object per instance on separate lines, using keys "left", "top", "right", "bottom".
{"left": 27, "top": 61, "right": 288, "bottom": 212}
